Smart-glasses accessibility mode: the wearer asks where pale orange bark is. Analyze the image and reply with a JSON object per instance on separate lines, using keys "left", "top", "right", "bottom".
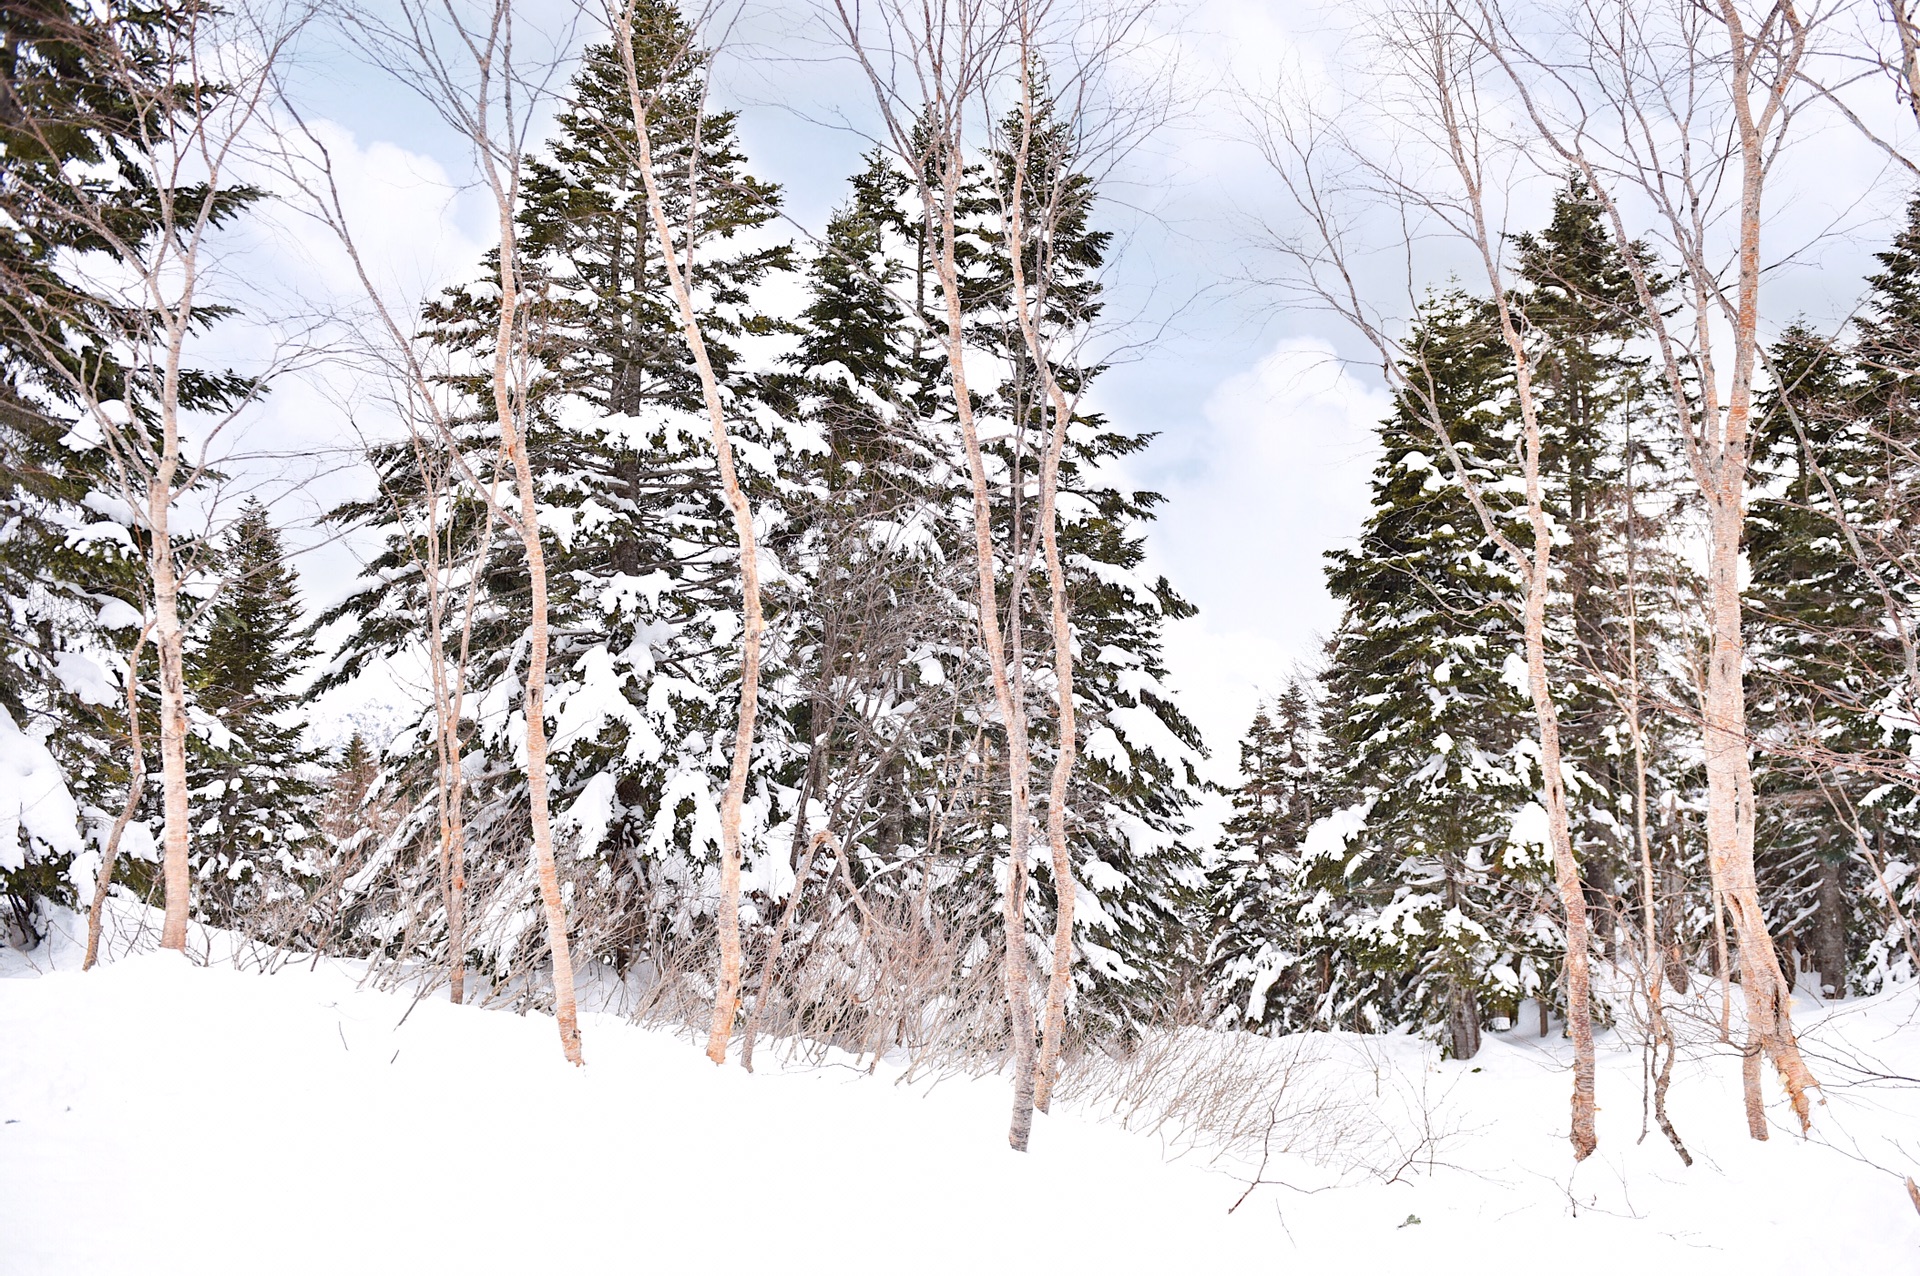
{"left": 820, "top": 0, "right": 1038, "bottom": 1149}
{"left": 85, "top": 625, "right": 153, "bottom": 971}
{"left": 1007, "top": 42, "right": 1080, "bottom": 1115}
{"left": 482, "top": 116, "right": 582, "bottom": 1066}
{"left": 153, "top": 470, "right": 191, "bottom": 950}
{"left": 1697, "top": 0, "right": 1818, "bottom": 1133}
{"left": 931, "top": 129, "right": 1040, "bottom": 1149}
{"left": 1423, "top": 22, "right": 1597, "bottom": 1158}
{"left": 1476, "top": 0, "right": 1821, "bottom": 1137}
{"left": 415, "top": 441, "right": 494, "bottom": 1006}
{"left": 608, "top": 6, "right": 765, "bottom": 1066}
{"left": 1487, "top": 331, "right": 1597, "bottom": 1159}
{"left": 2, "top": 3, "right": 292, "bottom": 956}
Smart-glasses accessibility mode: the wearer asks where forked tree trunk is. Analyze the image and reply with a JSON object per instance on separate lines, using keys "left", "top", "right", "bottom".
{"left": 1466, "top": 0, "right": 1820, "bottom": 1138}
{"left": 610, "top": 11, "right": 766, "bottom": 1066}
{"left": 1006, "top": 53, "right": 1079, "bottom": 1115}
{"left": 931, "top": 134, "right": 1040, "bottom": 1150}
{"left": 1700, "top": 0, "right": 1820, "bottom": 1135}
{"left": 85, "top": 626, "right": 153, "bottom": 971}
{"left": 1704, "top": 477, "right": 1813, "bottom": 1133}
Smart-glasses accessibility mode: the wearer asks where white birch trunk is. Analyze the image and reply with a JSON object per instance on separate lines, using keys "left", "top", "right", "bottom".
{"left": 609, "top": 8, "right": 765, "bottom": 1065}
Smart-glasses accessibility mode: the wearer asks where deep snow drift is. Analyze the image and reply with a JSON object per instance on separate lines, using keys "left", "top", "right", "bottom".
{"left": 5, "top": 910, "right": 1920, "bottom": 1274}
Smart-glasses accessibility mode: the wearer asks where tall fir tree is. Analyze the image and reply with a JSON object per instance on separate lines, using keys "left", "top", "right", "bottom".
{"left": 317, "top": 8, "right": 810, "bottom": 980}
{"left": 745, "top": 105, "right": 1210, "bottom": 1034}
{"left": 1302, "top": 289, "right": 1558, "bottom": 1058}
{"left": 1748, "top": 202, "right": 1920, "bottom": 993}
{"left": 972, "top": 96, "right": 1207, "bottom": 1026}
{"left": 1205, "top": 682, "right": 1319, "bottom": 1030}
{"left": 1512, "top": 177, "right": 1695, "bottom": 962}
{"left": 181, "top": 499, "right": 323, "bottom": 924}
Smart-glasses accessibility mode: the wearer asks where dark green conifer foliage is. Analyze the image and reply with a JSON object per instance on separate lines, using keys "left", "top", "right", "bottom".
{"left": 0, "top": 0, "right": 255, "bottom": 918}
{"left": 185, "top": 499, "right": 322, "bottom": 921}
{"left": 979, "top": 96, "right": 1206, "bottom": 1025}
{"left": 765, "top": 107, "right": 1208, "bottom": 1032}
{"left": 1306, "top": 290, "right": 1554, "bottom": 1058}
{"left": 1206, "top": 682, "right": 1319, "bottom": 1030}
{"left": 318, "top": 6, "right": 805, "bottom": 976}
{"left": 791, "top": 153, "right": 915, "bottom": 471}
{"left": 1748, "top": 203, "right": 1920, "bottom": 992}
{"left": 1511, "top": 177, "right": 1675, "bottom": 951}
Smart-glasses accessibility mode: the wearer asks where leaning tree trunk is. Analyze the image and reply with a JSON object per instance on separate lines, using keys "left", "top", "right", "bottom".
{"left": 612, "top": 19, "right": 767, "bottom": 1066}
{"left": 85, "top": 626, "right": 153, "bottom": 970}
{"left": 933, "top": 138, "right": 1039, "bottom": 1150}
{"left": 493, "top": 218, "right": 583, "bottom": 1068}
{"left": 1520, "top": 550, "right": 1599, "bottom": 1160}
{"left": 1469, "top": 250, "right": 1599, "bottom": 1158}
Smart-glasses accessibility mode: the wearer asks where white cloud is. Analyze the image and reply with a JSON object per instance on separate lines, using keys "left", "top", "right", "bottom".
{"left": 1144, "top": 336, "right": 1386, "bottom": 784}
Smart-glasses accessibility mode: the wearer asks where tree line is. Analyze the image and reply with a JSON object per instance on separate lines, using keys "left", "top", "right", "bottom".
{"left": 7, "top": 0, "right": 1920, "bottom": 1161}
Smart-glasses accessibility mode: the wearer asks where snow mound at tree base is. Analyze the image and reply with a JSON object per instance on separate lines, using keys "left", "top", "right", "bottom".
{"left": 4, "top": 927, "right": 1920, "bottom": 1272}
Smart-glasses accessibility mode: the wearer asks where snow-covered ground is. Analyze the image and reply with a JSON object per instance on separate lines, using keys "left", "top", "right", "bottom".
{"left": 5, "top": 909, "right": 1920, "bottom": 1274}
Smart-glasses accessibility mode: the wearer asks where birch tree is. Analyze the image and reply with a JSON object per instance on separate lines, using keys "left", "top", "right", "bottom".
{"left": 822, "top": 0, "right": 1060, "bottom": 1149}
{"left": 602, "top": 0, "right": 770, "bottom": 1067}
{"left": 1247, "top": 1, "right": 1601, "bottom": 1158}
{"left": 0, "top": 0, "right": 309, "bottom": 952}
{"left": 1461, "top": 0, "right": 1823, "bottom": 1136}
{"left": 330, "top": 0, "right": 586, "bottom": 1063}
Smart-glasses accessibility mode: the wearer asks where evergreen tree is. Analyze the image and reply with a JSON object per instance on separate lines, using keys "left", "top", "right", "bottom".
{"left": 317, "top": 9, "right": 809, "bottom": 978}
{"left": 973, "top": 97, "right": 1207, "bottom": 1027}
{"left": 1748, "top": 204, "right": 1920, "bottom": 993}
{"left": 1512, "top": 177, "right": 1693, "bottom": 960}
{"left": 181, "top": 499, "right": 323, "bottom": 923}
{"left": 752, "top": 109, "right": 1209, "bottom": 1033}
{"left": 1303, "top": 289, "right": 1557, "bottom": 1058}
{"left": 1206, "top": 682, "right": 1319, "bottom": 1030}
{"left": 0, "top": 0, "right": 249, "bottom": 922}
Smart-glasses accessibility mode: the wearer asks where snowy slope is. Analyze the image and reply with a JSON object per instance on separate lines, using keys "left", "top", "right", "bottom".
{"left": 5, "top": 912, "right": 1920, "bottom": 1274}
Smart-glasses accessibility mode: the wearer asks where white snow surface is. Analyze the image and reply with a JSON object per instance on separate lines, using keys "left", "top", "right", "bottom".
{"left": 5, "top": 908, "right": 1920, "bottom": 1273}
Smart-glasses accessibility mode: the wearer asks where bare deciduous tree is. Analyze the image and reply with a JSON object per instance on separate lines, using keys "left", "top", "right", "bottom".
{"left": 822, "top": 0, "right": 1053, "bottom": 1149}
{"left": 1462, "top": 0, "right": 1822, "bottom": 1135}
{"left": 0, "top": 0, "right": 314, "bottom": 951}
{"left": 320, "top": 0, "right": 587, "bottom": 1063}
{"left": 83, "top": 623, "right": 154, "bottom": 971}
{"left": 1246, "top": 1, "right": 1599, "bottom": 1158}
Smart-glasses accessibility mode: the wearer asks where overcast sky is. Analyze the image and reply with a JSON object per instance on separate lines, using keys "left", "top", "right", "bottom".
{"left": 221, "top": 0, "right": 1917, "bottom": 802}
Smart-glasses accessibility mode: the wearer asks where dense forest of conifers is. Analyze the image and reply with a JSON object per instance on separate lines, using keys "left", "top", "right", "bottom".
{"left": 1215, "top": 189, "right": 1920, "bottom": 1058}
{"left": 4, "top": 0, "right": 1919, "bottom": 1155}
